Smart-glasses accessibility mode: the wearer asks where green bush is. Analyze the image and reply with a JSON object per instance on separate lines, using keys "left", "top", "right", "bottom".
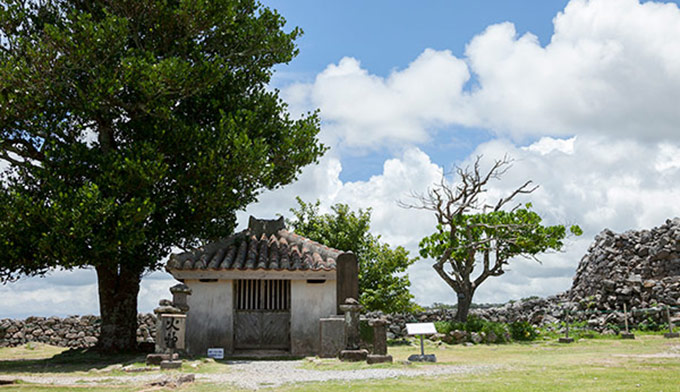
{"left": 434, "top": 320, "right": 454, "bottom": 335}
{"left": 637, "top": 316, "right": 664, "bottom": 332}
{"left": 481, "top": 322, "right": 511, "bottom": 343}
{"left": 509, "top": 321, "right": 539, "bottom": 341}
{"left": 434, "top": 316, "right": 512, "bottom": 343}
{"left": 463, "top": 315, "right": 486, "bottom": 333}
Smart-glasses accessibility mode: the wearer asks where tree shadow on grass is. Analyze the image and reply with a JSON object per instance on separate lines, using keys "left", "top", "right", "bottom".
{"left": 0, "top": 347, "right": 147, "bottom": 374}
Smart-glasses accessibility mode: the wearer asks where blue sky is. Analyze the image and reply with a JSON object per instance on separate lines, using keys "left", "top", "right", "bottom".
{"left": 264, "top": 0, "right": 572, "bottom": 181}
{"left": 2, "top": 0, "right": 680, "bottom": 318}
{"left": 266, "top": 1, "right": 569, "bottom": 77}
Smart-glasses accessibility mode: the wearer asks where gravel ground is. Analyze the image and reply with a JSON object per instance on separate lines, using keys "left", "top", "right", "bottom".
{"left": 201, "top": 360, "right": 493, "bottom": 389}
{"left": 0, "top": 360, "right": 494, "bottom": 390}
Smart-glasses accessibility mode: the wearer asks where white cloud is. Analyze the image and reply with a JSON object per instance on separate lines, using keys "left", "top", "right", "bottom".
{"left": 0, "top": 268, "right": 177, "bottom": 318}
{"left": 285, "top": 0, "right": 680, "bottom": 148}
{"left": 282, "top": 49, "right": 472, "bottom": 149}
{"left": 467, "top": 0, "right": 680, "bottom": 139}
{"left": 239, "top": 147, "right": 442, "bottom": 250}
{"left": 0, "top": 269, "right": 100, "bottom": 319}
{"left": 522, "top": 136, "right": 575, "bottom": 155}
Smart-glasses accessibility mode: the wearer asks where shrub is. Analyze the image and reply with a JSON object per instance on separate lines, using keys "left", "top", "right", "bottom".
{"left": 509, "top": 321, "right": 539, "bottom": 341}
{"left": 637, "top": 316, "right": 664, "bottom": 332}
{"left": 435, "top": 316, "right": 512, "bottom": 343}
{"left": 434, "top": 321, "right": 454, "bottom": 335}
{"left": 481, "top": 322, "right": 511, "bottom": 343}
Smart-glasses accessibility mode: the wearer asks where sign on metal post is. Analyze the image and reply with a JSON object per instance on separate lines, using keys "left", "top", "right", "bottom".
{"left": 405, "top": 322, "right": 437, "bottom": 362}
{"left": 405, "top": 323, "right": 437, "bottom": 336}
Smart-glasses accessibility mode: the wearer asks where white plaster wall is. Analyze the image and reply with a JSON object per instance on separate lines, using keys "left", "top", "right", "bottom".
{"left": 290, "top": 279, "right": 337, "bottom": 356}
{"left": 184, "top": 279, "right": 233, "bottom": 356}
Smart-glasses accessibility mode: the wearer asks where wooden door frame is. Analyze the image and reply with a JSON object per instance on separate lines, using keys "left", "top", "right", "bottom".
{"left": 233, "top": 279, "right": 291, "bottom": 351}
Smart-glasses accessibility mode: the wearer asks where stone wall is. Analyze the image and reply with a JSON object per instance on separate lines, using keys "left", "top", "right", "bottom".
{"left": 570, "top": 218, "right": 680, "bottom": 310}
{"left": 365, "top": 296, "right": 567, "bottom": 340}
{"left": 0, "top": 314, "right": 157, "bottom": 348}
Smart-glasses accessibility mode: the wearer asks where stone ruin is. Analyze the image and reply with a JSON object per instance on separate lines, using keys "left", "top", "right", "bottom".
{"left": 569, "top": 217, "right": 680, "bottom": 310}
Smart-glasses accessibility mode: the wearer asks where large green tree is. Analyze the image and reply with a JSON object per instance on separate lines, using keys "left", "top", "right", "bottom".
{"left": 405, "top": 157, "right": 581, "bottom": 321}
{"left": 288, "top": 198, "right": 417, "bottom": 313}
{"left": 0, "top": 0, "right": 325, "bottom": 351}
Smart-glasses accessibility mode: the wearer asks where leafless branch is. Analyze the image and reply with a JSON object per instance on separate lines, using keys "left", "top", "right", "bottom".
{"left": 399, "top": 154, "right": 543, "bottom": 319}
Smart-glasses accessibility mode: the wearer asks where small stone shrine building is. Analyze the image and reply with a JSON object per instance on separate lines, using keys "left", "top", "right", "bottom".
{"left": 165, "top": 216, "right": 358, "bottom": 357}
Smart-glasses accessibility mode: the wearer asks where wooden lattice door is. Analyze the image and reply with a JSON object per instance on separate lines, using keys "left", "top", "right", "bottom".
{"left": 234, "top": 279, "right": 291, "bottom": 350}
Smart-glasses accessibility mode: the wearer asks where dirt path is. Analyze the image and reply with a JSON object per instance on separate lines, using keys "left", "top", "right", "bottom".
{"left": 0, "top": 360, "right": 494, "bottom": 389}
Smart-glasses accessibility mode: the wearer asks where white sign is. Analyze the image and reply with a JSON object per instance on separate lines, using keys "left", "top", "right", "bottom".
{"left": 406, "top": 322, "right": 437, "bottom": 336}
{"left": 207, "top": 348, "right": 224, "bottom": 359}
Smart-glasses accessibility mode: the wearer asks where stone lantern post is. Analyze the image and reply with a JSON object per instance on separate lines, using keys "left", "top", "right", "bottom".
{"left": 146, "top": 284, "right": 191, "bottom": 368}
{"left": 338, "top": 298, "right": 368, "bottom": 361}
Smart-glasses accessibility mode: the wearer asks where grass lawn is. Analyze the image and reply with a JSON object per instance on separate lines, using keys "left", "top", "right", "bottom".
{"left": 1, "top": 336, "right": 679, "bottom": 391}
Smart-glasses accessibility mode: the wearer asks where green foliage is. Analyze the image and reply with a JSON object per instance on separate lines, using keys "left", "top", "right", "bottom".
{"left": 413, "top": 157, "right": 582, "bottom": 322}
{"left": 288, "top": 198, "right": 417, "bottom": 313}
{"left": 434, "top": 316, "right": 513, "bottom": 343}
{"left": 0, "top": 0, "right": 324, "bottom": 277}
{"left": 509, "top": 321, "right": 539, "bottom": 341}
{"left": 0, "top": 0, "right": 325, "bottom": 349}
{"left": 433, "top": 321, "right": 455, "bottom": 335}
{"left": 637, "top": 317, "right": 664, "bottom": 332}
{"left": 606, "top": 323, "right": 621, "bottom": 334}
{"left": 419, "top": 204, "right": 580, "bottom": 263}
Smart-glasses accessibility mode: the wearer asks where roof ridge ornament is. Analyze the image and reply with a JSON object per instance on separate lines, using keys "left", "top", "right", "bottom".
{"left": 248, "top": 216, "right": 285, "bottom": 237}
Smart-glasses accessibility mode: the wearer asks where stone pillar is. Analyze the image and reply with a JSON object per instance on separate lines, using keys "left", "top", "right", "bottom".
{"left": 336, "top": 253, "right": 359, "bottom": 315}
{"left": 148, "top": 303, "right": 186, "bottom": 366}
{"left": 160, "top": 314, "right": 187, "bottom": 351}
{"left": 153, "top": 303, "right": 184, "bottom": 354}
{"left": 147, "top": 283, "right": 191, "bottom": 367}
{"left": 338, "top": 298, "right": 367, "bottom": 361}
{"left": 367, "top": 318, "right": 392, "bottom": 364}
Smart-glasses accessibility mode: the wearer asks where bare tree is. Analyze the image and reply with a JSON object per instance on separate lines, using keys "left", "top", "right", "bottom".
{"left": 402, "top": 156, "right": 579, "bottom": 321}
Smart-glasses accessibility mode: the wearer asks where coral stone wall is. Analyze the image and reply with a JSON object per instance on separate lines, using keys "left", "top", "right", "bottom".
{"left": 0, "top": 314, "right": 157, "bottom": 348}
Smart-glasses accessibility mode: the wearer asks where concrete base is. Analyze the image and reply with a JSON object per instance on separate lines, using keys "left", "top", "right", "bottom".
{"left": 407, "top": 354, "right": 436, "bottom": 362}
{"left": 160, "top": 360, "right": 182, "bottom": 370}
{"left": 620, "top": 332, "right": 635, "bottom": 339}
{"left": 664, "top": 332, "right": 679, "bottom": 338}
{"left": 367, "top": 354, "right": 393, "bottom": 364}
{"left": 558, "top": 337, "right": 574, "bottom": 343}
{"left": 339, "top": 349, "right": 368, "bottom": 362}
{"left": 146, "top": 353, "right": 178, "bottom": 366}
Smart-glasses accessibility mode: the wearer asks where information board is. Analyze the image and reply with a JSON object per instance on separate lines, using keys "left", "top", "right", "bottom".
{"left": 405, "top": 322, "right": 437, "bottom": 336}
{"left": 207, "top": 348, "right": 224, "bottom": 359}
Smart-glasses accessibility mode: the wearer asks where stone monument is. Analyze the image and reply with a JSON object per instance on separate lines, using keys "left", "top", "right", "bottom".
{"left": 338, "top": 298, "right": 368, "bottom": 361}
{"left": 366, "top": 318, "right": 392, "bottom": 364}
{"left": 147, "top": 284, "right": 191, "bottom": 368}
{"left": 336, "top": 253, "right": 359, "bottom": 314}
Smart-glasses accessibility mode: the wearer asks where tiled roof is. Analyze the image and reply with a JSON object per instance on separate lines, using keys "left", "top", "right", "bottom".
{"left": 166, "top": 219, "right": 342, "bottom": 272}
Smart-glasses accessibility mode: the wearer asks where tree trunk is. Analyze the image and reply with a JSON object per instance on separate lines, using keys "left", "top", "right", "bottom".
{"left": 95, "top": 263, "right": 142, "bottom": 352}
{"left": 454, "top": 288, "right": 474, "bottom": 322}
